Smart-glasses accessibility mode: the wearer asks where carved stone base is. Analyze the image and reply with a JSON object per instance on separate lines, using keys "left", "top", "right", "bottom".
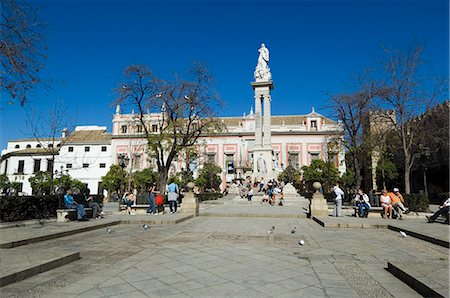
{"left": 252, "top": 147, "right": 274, "bottom": 181}
{"left": 181, "top": 192, "right": 199, "bottom": 217}
{"left": 309, "top": 193, "right": 329, "bottom": 217}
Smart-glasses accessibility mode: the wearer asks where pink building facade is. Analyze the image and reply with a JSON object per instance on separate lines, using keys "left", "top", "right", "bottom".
{"left": 111, "top": 106, "right": 346, "bottom": 189}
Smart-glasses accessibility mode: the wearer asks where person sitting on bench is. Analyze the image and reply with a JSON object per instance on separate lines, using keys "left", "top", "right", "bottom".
{"left": 380, "top": 190, "right": 393, "bottom": 219}
{"left": 64, "top": 188, "right": 88, "bottom": 221}
{"left": 354, "top": 189, "right": 371, "bottom": 218}
{"left": 426, "top": 198, "right": 450, "bottom": 224}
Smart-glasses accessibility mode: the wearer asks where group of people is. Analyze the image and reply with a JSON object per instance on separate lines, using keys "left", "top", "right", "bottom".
{"left": 239, "top": 178, "right": 285, "bottom": 206}
{"left": 333, "top": 186, "right": 449, "bottom": 224}
{"left": 331, "top": 184, "right": 409, "bottom": 219}
{"left": 122, "top": 179, "right": 180, "bottom": 215}
{"left": 63, "top": 188, "right": 105, "bottom": 221}
{"left": 261, "top": 179, "right": 284, "bottom": 206}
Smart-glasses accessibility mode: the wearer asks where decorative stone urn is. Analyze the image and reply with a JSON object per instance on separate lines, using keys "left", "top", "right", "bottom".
{"left": 181, "top": 182, "right": 199, "bottom": 216}
{"left": 309, "top": 182, "right": 328, "bottom": 218}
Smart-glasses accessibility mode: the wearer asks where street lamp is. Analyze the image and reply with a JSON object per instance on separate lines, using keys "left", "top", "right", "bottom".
{"left": 118, "top": 153, "right": 130, "bottom": 169}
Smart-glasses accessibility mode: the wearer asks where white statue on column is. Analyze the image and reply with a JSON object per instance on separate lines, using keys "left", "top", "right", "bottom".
{"left": 254, "top": 43, "right": 272, "bottom": 82}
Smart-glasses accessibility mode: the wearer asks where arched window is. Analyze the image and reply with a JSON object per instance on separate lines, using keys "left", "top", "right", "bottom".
{"left": 15, "top": 144, "right": 20, "bottom": 149}
{"left": 36, "top": 144, "right": 41, "bottom": 148}
{"left": 26, "top": 144, "right": 31, "bottom": 148}
{"left": 56, "top": 144, "right": 61, "bottom": 147}
{"left": 48, "top": 144, "right": 53, "bottom": 148}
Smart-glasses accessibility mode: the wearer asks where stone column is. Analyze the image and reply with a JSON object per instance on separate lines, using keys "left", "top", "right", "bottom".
{"left": 254, "top": 95, "right": 263, "bottom": 147}
{"left": 263, "top": 95, "right": 271, "bottom": 147}
{"left": 251, "top": 81, "right": 274, "bottom": 180}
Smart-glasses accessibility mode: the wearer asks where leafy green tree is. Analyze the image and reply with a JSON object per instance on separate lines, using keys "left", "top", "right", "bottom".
{"left": 0, "top": 174, "right": 10, "bottom": 194}
{"left": 195, "top": 163, "right": 222, "bottom": 192}
{"left": 101, "top": 164, "right": 128, "bottom": 197}
{"left": 341, "top": 169, "right": 355, "bottom": 189}
{"left": 278, "top": 166, "right": 301, "bottom": 189}
{"left": 28, "top": 171, "right": 51, "bottom": 195}
{"left": 134, "top": 168, "right": 159, "bottom": 191}
{"left": 10, "top": 182, "right": 22, "bottom": 193}
{"left": 376, "top": 154, "right": 399, "bottom": 191}
{"left": 302, "top": 160, "right": 340, "bottom": 191}
{"left": 53, "top": 175, "right": 84, "bottom": 194}
{"left": 181, "top": 169, "right": 194, "bottom": 187}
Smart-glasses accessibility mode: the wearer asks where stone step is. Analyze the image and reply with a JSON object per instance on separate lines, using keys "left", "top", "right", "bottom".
{"left": 0, "top": 248, "right": 80, "bottom": 287}
{"left": 200, "top": 212, "right": 307, "bottom": 219}
{"left": 387, "top": 261, "right": 449, "bottom": 298}
{"left": 0, "top": 220, "right": 121, "bottom": 249}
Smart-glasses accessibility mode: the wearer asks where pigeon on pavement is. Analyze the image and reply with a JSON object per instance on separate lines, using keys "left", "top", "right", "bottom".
{"left": 106, "top": 228, "right": 112, "bottom": 234}
{"left": 299, "top": 240, "right": 305, "bottom": 246}
{"left": 142, "top": 224, "right": 150, "bottom": 230}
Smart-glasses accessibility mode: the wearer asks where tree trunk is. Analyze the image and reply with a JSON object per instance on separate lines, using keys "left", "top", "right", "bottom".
{"left": 159, "top": 168, "right": 168, "bottom": 195}
{"left": 353, "top": 153, "right": 362, "bottom": 190}
{"left": 404, "top": 163, "right": 411, "bottom": 194}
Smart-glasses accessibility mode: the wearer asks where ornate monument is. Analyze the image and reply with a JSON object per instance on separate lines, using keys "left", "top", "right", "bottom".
{"left": 252, "top": 43, "right": 274, "bottom": 180}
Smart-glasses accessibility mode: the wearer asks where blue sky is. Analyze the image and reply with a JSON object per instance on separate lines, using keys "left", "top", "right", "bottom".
{"left": 1, "top": 0, "right": 448, "bottom": 148}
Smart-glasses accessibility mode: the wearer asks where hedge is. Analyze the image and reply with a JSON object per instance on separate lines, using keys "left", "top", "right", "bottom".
{"left": 404, "top": 194, "right": 429, "bottom": 212}
{"left": 299, "top": 192, "right": 350, "bottom": 203}
{"left": 0, "top": 194, "right": 105, "bottom": 222}
{"left": 195, "top": 192, "right": 222, "bottom": 202}
{"left": 0, "top": 195, "right": 60, "bottom": 222}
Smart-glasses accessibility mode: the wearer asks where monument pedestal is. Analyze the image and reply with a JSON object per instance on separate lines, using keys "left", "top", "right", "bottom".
{"left": 309, "top": 195, "right": 328, "bottom": 218}
{"left": 253, "top": 147, "right": 274, "bottom": 181}
{"left": 309, "top": 182, "right": 329, "bottom": 218}
{"left": 181, "top": 184, "right": 199, "bottom": 217}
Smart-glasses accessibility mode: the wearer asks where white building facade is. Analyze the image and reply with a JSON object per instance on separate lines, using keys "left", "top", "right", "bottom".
{"left": 0, "top": 126, "right": 111, "bottom": 195}
{"left": 1, "top": 139, "right": 57, "bottom": 195}
{"left": 54, "top": 126, "right": 112, "bottom": 195}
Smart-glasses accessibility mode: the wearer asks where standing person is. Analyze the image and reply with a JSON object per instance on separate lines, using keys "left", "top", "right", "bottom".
{"left": 380, "top": 190, "right": 393, "bottom": 219}
{"left": 355, "top": 189, "right": 371, "bottom": 218}
{"left": 388, "top": 188, "right": 407, "bottom": 220}
{"left": 247, "top": 188, "right": 253, "bottom": 201}
{"left": 426, "top": 198, "right": 450, "bottom": 224}
{"left": 146, "top": 183, "right": 158, "bottom": 215}
{"left": 332, "top": 183, "right": 344, "bottom": 217}
{"left": 64, "top": 188, "right": 88, "bottom": 221}
{"left": 167, "top": 179, "right": 179, "bottom": 214}
{"left": 259, "top": 178, "right": 265, "bottom": 192}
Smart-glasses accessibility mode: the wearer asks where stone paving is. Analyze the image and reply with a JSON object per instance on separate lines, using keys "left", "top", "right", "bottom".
{"left": 0, "top": 199, "right": 449, "bottom": 297}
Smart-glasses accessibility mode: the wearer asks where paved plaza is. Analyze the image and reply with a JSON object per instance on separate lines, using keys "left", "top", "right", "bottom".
{"left": 1, "top": 198, "right": 449, "bottom": 297}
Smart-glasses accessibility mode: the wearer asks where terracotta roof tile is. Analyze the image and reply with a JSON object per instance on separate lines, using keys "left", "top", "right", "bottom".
{"left": 66, "top": 130, "right": 111, "bottom": 144}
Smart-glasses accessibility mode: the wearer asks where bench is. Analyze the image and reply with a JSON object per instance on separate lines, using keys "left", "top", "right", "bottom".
{"left": 56, "top": 208, "right": 93, "bottom": 222}
{"left": 352, "top": 206, "right": 383, "bottom": 217}
{"left": 119, "top": 204, "right": 166, "bottom": 214}
{"left": 434, "top": 212, "right": 450, "bottom": 224}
